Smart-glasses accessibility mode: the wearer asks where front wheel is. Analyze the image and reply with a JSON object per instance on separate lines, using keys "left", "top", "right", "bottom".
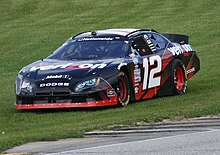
{"left": 171, "top": 59, "right": 187, "bottom": 95}
{"left": 115, "top": 72, "right": 130, "bottom": 106}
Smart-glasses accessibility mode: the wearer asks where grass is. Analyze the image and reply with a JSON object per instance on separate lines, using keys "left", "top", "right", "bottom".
{"left": 0, "top": 0, "right": 220, "bottom": 152}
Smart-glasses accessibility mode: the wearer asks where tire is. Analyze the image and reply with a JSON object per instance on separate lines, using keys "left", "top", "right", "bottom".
{"left": 171, "top": 59, "right": 187, "bottom": 95}
{"left": 115, "top": 72, "right": 130, "bottom": 106}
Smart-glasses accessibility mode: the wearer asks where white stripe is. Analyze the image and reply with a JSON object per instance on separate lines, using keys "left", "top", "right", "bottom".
{"left": 45, "top": 129, "right": 220, "bottom": 155}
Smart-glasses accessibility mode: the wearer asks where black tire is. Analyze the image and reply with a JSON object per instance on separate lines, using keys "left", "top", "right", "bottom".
{"left": 115, "top": 72, "right": 130, "bottom": 106}
{"left": 171, "top": 59, "right": 187, "bottom": 95}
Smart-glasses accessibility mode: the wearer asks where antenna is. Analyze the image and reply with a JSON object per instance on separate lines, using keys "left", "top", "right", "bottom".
{"left": 91, "top": 31, "right": 97, "bottom": 36}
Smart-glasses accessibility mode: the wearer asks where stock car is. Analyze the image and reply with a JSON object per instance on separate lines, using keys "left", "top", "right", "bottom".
{"left": 15, "top": 29, "right": 200, "bottom": 109}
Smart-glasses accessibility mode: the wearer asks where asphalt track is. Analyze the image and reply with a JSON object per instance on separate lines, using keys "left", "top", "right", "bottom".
{"left": 5, "top": 115, "right": 220, "bottom": 155}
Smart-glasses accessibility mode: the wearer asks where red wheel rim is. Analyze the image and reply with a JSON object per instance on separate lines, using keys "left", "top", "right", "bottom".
{"left": 117, "top": 77, "right": 127, "bottom": 101}
{"left": 174, "top": 67, "right": 185, "bottom": 90}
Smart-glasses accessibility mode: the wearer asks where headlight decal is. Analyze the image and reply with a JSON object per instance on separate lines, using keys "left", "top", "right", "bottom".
{"left": 16, "top": 78, "right": 35, "bottom": 95}
{"left": 75, "top": 78, "right": 98, "bottom": 92}
{"left": 15, "top": 76, "right": 22, "bottom": 95}
{"left": 21, "top": 80, "right": 34, "bottom": 93}
{"left": 74, "top": 76, "right": 116, "bottom": 94}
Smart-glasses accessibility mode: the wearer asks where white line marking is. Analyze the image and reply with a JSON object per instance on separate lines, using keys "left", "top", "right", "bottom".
{"left": 45, "top": 129, "right": 220, "bottom": 155}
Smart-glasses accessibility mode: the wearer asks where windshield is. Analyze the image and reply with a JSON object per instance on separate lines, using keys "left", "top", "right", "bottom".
{"left": 47, "top": 38, "right": 130, "bottom": 60}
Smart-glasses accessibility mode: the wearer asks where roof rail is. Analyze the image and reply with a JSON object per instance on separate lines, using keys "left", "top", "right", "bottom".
{"left": 126, "top": 29, "right": 158, "bottom": 36}
{"left": 72, "top": 29, "right": 159, "bottom": 39}
{"left": 72, "top": 30, "right": 92, "bottom": 39}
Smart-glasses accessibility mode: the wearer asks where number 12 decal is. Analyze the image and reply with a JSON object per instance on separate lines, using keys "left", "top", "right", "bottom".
{"left": 143, "top": 55, "right": 162, "bottom": 90}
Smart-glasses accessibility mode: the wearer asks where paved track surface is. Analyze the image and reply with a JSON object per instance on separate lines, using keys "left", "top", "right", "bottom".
{"left": 5, "top": 115, "right": 220, "bottom": 155}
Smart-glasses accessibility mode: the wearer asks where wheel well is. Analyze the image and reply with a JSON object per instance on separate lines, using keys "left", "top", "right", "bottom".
{"left": 120, "top": 66, "right": 135, "bottom": 101}
{"left": 120, "top": 66, "right": 129, "bottom": 77}
{"left": 171, "top": 58, "right": 183, "bottom": 69}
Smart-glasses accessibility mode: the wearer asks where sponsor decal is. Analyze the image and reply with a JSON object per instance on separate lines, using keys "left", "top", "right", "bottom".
{"left": 135, "top": 83, "right": 139, "bottom": 87}
{"left": 30, "top": 63, "right": 107, "bottom": 71}
{"left": 143, "top": 35, "right": 156, "bottom": 52}
{"left": 135, "top": 87, "right": 139, "bottom": 94}
{"left": 45, "top": 75, "right": 70, "bottom": 80}
{"left": 39, "top": 82, "right": 69, "bottom": 88}
{"left": 134, "top": 65, "right": 141, "bottom": 93}
{"left": 182, "top": 44, "right": 194, "bottom": 52}
{"left": 186, "top": 67, "right": 195, "bottom": 74}
{"left": 30, "top": 63, "right": 72, "bottom": 71}
{"left": 168, "top": 44, "right": 193, "bottom": 56}
{"left": 78, "top": 37, "right": 114, "bottom": 41}
{"left": 167, "top": 46, "right": 183, "bottom": 56}
{"left": 134, "top": 68, "right": 141, "bottom": 82}
{"left": 65, "top": 63, "right": 107, "bottom": 70}
{"left": 107, "top": 89, "right": 115, "bottom": 97}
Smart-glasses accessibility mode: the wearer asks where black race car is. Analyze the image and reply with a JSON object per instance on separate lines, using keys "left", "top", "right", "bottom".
{"left": 15, "top": 29, "right": 200, "bottom": 109}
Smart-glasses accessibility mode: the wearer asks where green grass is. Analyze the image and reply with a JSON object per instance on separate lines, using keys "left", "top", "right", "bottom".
{"left": 0, "top": 0, "right": 220, "bottom": 152}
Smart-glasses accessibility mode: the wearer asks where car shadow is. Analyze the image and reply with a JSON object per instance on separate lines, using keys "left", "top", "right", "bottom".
{"left": 17, "top": 105, "right": 119, "bottom": 114}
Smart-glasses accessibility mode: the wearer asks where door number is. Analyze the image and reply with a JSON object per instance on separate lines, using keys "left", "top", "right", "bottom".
{"left": 143, "top": 55, "right": 162, "bottom": 90}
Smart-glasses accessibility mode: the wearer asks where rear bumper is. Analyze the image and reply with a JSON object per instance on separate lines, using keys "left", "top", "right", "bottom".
{"left": 16, "top": 95, "right": 118, "bottom": 109}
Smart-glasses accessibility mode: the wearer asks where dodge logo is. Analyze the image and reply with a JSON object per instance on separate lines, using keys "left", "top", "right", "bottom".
{"left": 40, "top": 82, "right": 69, "bottom": 88}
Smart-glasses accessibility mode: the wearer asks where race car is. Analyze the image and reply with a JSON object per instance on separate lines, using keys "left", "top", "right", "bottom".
{"left": 15, "top": 29, "right": 200, "bottom": 109}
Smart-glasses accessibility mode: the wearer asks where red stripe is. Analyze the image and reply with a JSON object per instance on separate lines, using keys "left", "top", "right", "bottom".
{"left": 16, "top": 97, "right": 118, "bottom": 110}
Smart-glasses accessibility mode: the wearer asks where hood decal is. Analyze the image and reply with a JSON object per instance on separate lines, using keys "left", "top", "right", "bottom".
{"left": 117, "top": 63, "right": 127, "bottom": 70}
{"left": 30, "top": 63, "right": 107, "bottom": 71}
{"left": 65, "top": 63, "right": 107, "bottom": 70}
{"left": 30, "top": 63, "right": 73, "bottom": 71}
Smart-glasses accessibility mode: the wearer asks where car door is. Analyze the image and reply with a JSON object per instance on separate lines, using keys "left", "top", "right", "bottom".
{"left": 131, "top": 33, "right": 169, "bottom": 101}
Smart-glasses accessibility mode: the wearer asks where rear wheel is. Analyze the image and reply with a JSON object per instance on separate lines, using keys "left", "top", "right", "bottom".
{"left": 171, "top": 59, "right": 187, "bottom": 95}
{"left": 115, "top": 72, "right": 130, "bottom": 106}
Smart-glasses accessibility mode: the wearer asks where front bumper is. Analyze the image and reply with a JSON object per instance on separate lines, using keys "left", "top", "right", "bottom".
{"left": 16, "top": 85, "right": 118, "bottom": 109}
{"left": 16, "top": 97, "right": 118, "bottom": 109}
{"left": 16, "top": 92, "right": 118, "bottom": 109}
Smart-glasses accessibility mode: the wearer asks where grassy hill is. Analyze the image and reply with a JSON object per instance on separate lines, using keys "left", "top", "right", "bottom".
{"left": 0, "top": 0, "right": 219, "bottom": 152}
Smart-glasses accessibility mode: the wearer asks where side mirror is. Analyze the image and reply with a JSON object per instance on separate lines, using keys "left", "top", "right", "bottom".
{"left": 129, "top": 53, "right": 136, "bottom": 58}
{"left": 132, "top": 44, "right": 139, "bottom": 50}
{"left": 129, "top": 48, "right": 139, "bottom": 65}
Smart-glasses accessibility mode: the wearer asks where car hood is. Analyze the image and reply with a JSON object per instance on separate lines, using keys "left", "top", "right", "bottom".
{"left": 19, "top": 58, "right": 128, "bottom": 82}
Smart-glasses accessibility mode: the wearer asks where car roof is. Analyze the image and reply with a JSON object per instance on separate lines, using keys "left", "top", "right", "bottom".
{"left": 73, "top": 29, "right": 158, "bottom": 39}
{"left": 97, "top": 29, "right": 139, "bottom": 36}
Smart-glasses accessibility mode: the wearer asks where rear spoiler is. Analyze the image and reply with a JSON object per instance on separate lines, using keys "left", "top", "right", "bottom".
{"left": 163, "top": 34, "right": 189, "bottom": 44}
